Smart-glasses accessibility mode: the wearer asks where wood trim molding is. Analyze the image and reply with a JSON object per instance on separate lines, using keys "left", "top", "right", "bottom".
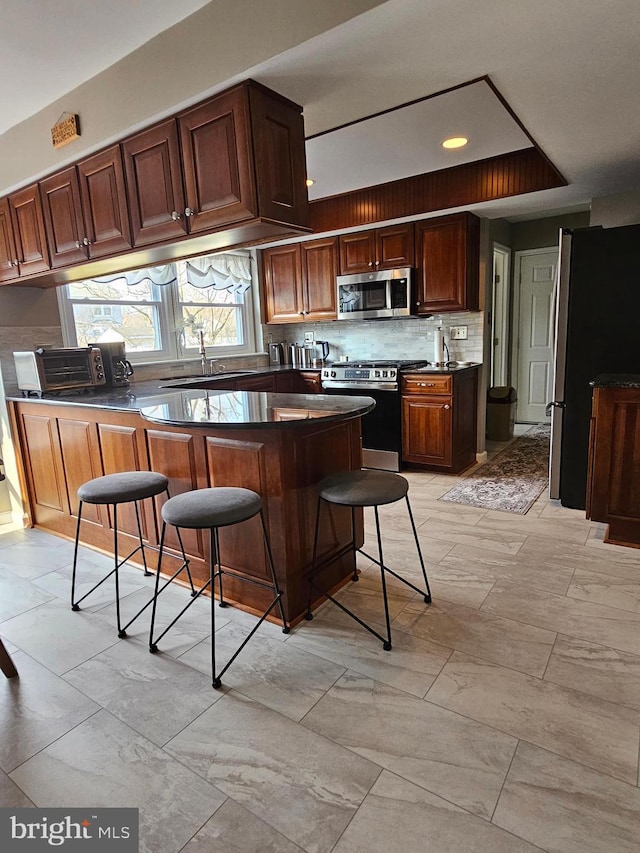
{"left": 309, "top": 147, "right": 566, "bottom": 233}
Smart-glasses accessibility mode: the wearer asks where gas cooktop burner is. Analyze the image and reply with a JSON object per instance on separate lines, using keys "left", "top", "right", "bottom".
{"left": 331, "top": 360, "right": 429, "bottom": 369}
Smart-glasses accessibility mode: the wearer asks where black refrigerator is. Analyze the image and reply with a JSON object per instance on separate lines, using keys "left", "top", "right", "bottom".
{"left": 549, "top": 223, "right": 640, "bottom": 509}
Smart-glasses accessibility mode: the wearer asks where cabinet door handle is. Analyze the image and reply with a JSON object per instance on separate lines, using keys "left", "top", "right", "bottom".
{"left": 82, "top": 237, "right": 92, "bottom": 246}
{"left": 368, "top": 261, "right": 373, "bottom": 267}
{"left": 184, "top": 207, "right": 196, "bottom": 217}
{"left": 415, "top": 301, "right": 421, "bottom": 307}
{"left": 418, "top": 382, "right": 435, "bottom": 387}
{"left": 444, "top": 404, "right": 451, "bottom": 410}
{"left": 375, "top": 260, "right": 380, "bottom": 266}
{"left": 171, "top": 211, "right": 182, "bottom": 220}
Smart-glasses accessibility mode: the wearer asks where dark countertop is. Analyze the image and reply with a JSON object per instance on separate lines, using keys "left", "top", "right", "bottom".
{"left": 139, "top": 389, "right": 375, "bottom": 429}
{"left": 402, "top": 362, "right": 481, "bottom": 374}
{"left": 6, "top": 381, "right": 375, "bottom": 428}
{"left": 590, "top": 374, "right": 640, "bottom": 389}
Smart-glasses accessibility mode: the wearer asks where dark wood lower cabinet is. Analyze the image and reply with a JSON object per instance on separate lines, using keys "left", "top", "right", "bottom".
{"left": 401, "top": 368, "right": 479, "bottom": 473}
{"left": 587, "top": 384, "right": 640, "bottom": 548}
{"left": 10, "top": 399, "right": 362, "bottom": 624}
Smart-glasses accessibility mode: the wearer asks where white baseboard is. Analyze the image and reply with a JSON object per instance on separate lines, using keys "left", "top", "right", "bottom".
{"left": 0, "top": 510, "right": 28, "bottom": 528}
{"left": 475, "top": 451, "right": 488, "bottom": 464}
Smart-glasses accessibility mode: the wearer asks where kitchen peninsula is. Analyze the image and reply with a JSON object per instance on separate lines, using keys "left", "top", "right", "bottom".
{"left": 7, "top": 384, "right": 375, "bottom": 624}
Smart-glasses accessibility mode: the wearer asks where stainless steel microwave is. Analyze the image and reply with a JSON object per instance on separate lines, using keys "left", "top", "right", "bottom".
{"left": 336, "top": 267, "right": 412, "bottom": 320}
{"left": 13, "top": 347, "right": 106, "bottom": 396}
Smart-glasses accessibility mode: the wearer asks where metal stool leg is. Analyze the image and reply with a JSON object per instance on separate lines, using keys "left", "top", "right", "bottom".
{"left": 215, "top": 528, "right": 228, "bottom": 609}
{"left": 210, "top": 527, "right": 219, "bottom": 688}
{"left": 71, "top": 501, "right": 84, "bottom": 611}
{"left": 259, "top": 509, "right": 289, "bottom": 633}
{"left": 305, "top": 496, "right": 324, "bottom": 620}
{"left": 350, "top": 506, "right": 359, "bottom": 582}
{"left": 374, "top": 505, "right": 393, "bottom": 651}
{"left": 133, "top": 500, "right": 152, "bottom": 577}
{"left": 405, "top": 495, "right": 431, "bottom": 603}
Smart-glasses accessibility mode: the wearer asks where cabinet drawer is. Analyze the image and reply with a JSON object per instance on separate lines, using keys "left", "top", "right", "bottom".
{"left": 402, "top": 374, "right": 452, "bottom": 395}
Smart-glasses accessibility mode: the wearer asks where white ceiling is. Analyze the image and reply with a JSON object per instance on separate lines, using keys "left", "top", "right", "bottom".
{"left": 2, "top": 0, "right": 640, "bottom": 222}
{"left": 304, "top": 79, "right": 532, "bottom": 201}
{"left": 0, "top": 0, "right": 212, "bottom": 135}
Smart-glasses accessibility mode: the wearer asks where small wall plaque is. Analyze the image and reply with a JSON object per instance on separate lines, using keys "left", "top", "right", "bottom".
{"left": 51, "top": 113, "right": 81, "bottom": 148}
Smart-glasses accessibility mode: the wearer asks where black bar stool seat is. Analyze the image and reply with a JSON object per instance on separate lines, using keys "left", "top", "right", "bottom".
{"left": 149, "top": 486, "right": 289, "bottom": 688}
{"left": 306, "top": 469, "right": 431, "bottom": 651}
{"left": 71, "top": 471, "right": 192, "bottom": 638}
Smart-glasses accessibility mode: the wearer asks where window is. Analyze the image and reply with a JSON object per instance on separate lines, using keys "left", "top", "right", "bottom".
{"left": 58, "top": 252, "right": 257, "bottom": 363}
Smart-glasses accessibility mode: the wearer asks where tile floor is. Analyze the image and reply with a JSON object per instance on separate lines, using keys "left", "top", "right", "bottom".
{"left": 2, "top": 432, "right": 640, "bottom": 852}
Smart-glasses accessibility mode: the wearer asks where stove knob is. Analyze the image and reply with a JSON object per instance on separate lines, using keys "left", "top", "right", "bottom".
{"left": 330, "top": 370, "right": 336, "bottom": 378}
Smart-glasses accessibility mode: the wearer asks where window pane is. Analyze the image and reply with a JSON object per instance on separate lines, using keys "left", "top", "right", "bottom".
{"left": 68, "top": 279, "right": 155, "bottom": 301}
{"left": 73, "top": 304, "right": 162, "bottom": 351}
{"left": 177, "top": 282, "right": 237, "bottom": 305}
{"left": 181, "top": 306, "right": 241, "bottom": 348}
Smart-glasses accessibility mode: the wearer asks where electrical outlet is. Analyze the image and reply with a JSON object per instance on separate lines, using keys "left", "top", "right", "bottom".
{"left": 303, "top": 330, "right": 315, "bottom": 343}
{"left": 450, "top": 325, "right": 468, "bottom": 340}
{"left": 267, "top": 332, "right": 273, "bottom": 344}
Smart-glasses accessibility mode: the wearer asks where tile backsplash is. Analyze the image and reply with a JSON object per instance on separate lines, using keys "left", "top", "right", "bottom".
{"left": 264, "top": 312, "right": 484, "bottom": 364}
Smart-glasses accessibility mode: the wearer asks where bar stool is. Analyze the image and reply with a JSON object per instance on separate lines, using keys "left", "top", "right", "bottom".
{"left": 149, "top": 486, "right": 289, "bottom": 688}
{"left": 71, "top": 471, "right": 192, "bottom": 638}
{"left": 305, "top": 469, "right": 431, "bottom": 650}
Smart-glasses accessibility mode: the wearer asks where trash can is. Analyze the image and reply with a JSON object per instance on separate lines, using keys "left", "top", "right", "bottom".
{"left": 486, "top": 386, "right": 517, "bottom": 441}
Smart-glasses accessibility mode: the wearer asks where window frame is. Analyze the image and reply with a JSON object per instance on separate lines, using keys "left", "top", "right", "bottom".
{"left": 57, "top": 252, "right": 259, "bottom": 364}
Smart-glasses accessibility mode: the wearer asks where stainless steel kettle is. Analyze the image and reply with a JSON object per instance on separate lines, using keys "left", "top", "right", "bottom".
{"left": 268, "top": 342, "right": 285, "bottom": 365}
{"left": 316, "top": 341, "right": 330, "bottom": 362}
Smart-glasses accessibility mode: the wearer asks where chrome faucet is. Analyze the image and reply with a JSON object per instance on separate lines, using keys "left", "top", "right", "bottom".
{"left": 199, "top": 331, "right": 208, "bottom": 375}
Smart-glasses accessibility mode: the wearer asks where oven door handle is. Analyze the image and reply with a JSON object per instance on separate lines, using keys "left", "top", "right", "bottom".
{"left": 321, "top": 381, "right": 398, "bottom": 392}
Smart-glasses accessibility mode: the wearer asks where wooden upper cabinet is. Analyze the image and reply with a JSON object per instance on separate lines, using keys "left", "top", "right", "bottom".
{"left": 376, "top": 224, "right": 415, "bottom": 269}
{"left": 262, "top": 243, "right": 303, "bottom": 323}
{"left": 248, "top": 84, "right": 309, "bottom": 228}
{"left": 262, "top": 237, "right": 337, "bottom": 324}
{"left": 339, "top": 224, "right": 414, "bottom": 274}
{"left": 8, "top": 184, "right": 50, "bottom": 276}
{"left": 415, "top": 213, "right": 480, "bottom": 314}
{"left": 339, "top": 231, "right": 376, "bottom": 274}
{"left": 300, "top": 237, "right": 338, "bottom": 321}
{"left": 40, "top": 167, "right": 88, "bottom": 268}
{"left": 122, "top": 119, "right": 187, "bottom": 247}
{"left": 77, "top": 145, "right": 132, "bottom": 259}
{"left": 0, "top": 198, "right": 19, "bottom": 282}
{"left": 178, "top": 87, "right": 256, "bottom": 234}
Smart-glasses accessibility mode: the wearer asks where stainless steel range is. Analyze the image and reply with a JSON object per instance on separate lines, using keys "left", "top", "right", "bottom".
{"left": 321, "top": 360, "right": 428, "bottom": 471}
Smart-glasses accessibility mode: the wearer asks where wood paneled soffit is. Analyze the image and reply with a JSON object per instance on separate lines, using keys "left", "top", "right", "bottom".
{"left": 308, "top": 147, "right": 566, "bottom": 233}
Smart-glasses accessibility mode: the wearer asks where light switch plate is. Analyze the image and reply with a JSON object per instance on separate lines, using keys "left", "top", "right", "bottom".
{"left": 450, "top": 326, "right": 468, "bottom": 340}
{"left": 303, "top": 331, "right": 315, "bottom": 343}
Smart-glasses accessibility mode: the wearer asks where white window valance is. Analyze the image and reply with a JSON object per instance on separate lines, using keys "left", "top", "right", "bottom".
{"left": 86, "top": 253, "right": 252, "bottom": 293}
{"left": 88, "top": 266, "right": 177, "bottom": 288}
{"left": 185, "top": 254, "right": 252, "bottom": 293}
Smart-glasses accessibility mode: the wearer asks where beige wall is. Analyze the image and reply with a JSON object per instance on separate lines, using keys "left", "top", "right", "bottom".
{"left": 0, "top": 0, "right": 386, "bottom": 195}
{"left": 0, "top": 285, "right": 60, "bottom": 326}
{"left": 590, "top": 190, "right": 640, "bottom": 227}
{"left": 510, "top": 211, "right": 590, "bottom": 252}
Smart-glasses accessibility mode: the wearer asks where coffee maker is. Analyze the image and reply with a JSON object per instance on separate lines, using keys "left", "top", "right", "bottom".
{"left": 90, "top": 341, "right": 133, "bottom": 387}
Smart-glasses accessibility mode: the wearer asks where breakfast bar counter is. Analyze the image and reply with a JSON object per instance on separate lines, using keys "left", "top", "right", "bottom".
{"left": 7, "top": 387, "right": 375, "bottom": 623}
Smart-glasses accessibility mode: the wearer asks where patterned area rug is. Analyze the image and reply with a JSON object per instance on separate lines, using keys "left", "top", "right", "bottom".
{"left": 439, "top": 424, "right": 551, "bottom": 514}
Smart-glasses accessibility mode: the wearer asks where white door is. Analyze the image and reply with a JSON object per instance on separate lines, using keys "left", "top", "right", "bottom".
{"left": 514, "top": 248, "right": 558, "bottom": 423}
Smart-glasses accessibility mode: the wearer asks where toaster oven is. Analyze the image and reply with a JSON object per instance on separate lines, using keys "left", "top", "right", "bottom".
{"left": 13, "top": 347, "right": 106, "bottom": 396}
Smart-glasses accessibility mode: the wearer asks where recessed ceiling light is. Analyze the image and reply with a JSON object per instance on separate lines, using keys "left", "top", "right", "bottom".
{"left": 306, "top": 178, "right": 315, "bottom": 187}
{"left": 442, "top": 136, "right": 469, "bottom": 150}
